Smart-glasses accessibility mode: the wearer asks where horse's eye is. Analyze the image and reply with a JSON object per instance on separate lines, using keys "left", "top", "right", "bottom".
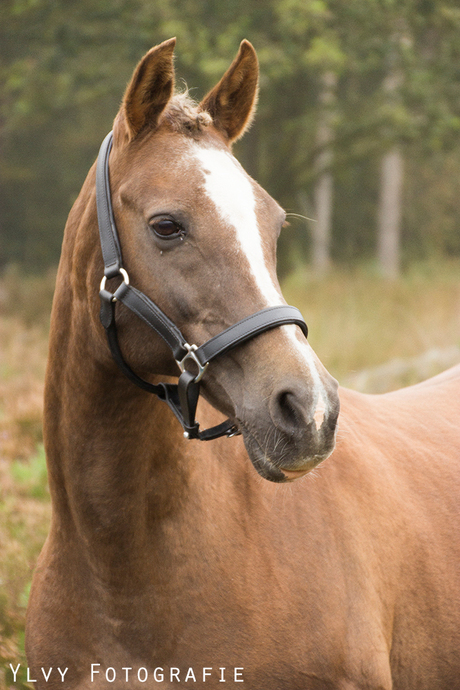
{"left": 150, "top": 218, "right": 184, "bottom": 239}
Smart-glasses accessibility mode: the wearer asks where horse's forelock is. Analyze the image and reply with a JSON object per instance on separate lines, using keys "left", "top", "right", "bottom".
{"left": 163, "top": 91, "right": 213, "bottom": 134}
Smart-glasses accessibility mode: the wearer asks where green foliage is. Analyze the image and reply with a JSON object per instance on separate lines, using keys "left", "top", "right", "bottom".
{"left": 1, "top": 0, "right": 460, "bottom": 271}
{"left": 0, "top": 445, "right": 51, "bottom": 690}
{"left": 10, "top": 445, "right": 48, "bottom": 500}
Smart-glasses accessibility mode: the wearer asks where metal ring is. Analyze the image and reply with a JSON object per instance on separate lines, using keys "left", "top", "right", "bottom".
{"left": 100, "top": 268, "right": 130, "bottom": 300}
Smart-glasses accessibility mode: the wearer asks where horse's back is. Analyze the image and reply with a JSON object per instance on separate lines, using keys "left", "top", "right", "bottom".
{"left": 340, "top": 362, "right": 460, "bottom": 454}
{"left": 338, "top": 362, "right": 460, "bottom": 508}
{"left": 390, "top": 360, "right": 460, "bottom": 392}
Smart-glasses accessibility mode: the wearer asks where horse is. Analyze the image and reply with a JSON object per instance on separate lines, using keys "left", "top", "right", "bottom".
{"left": 26, "top": 38, "right": 460, "bottom": 689}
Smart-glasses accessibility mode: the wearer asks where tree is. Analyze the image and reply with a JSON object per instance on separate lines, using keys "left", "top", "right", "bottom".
{"left": 1, "top": 0, "right": 460, "bottom": 271}
{"left": 312, "top": 71, "right": 337, "bottom": 273}
{"left": 377, "top": 34, "right": 406, "bottom": 279}
{"left": 377, "top": 146, "right": 404, "bottom": 278}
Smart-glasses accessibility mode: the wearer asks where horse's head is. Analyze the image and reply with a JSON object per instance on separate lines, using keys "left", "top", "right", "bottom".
{"left": 95, "top": 38, "right": 339, "bottom": 482}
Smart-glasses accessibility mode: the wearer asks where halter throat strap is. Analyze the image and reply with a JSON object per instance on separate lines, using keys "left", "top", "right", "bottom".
{"left": 96, "top": 132, "right": 308, "bottom": 441}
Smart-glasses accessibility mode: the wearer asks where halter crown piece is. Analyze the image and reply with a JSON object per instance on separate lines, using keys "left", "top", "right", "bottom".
{"left": 97, "top": 132, "right": 308, "bottom": 441}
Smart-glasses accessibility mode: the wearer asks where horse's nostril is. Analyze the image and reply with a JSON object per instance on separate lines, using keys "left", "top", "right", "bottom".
{"left": 265, "top": 381, "right": 338, "bottom": 470}
{"left": 271, "top": 386, "right": 310, "bottom": 436}
{"left": 276, "top": 390, "right": 302, "bottom": 428}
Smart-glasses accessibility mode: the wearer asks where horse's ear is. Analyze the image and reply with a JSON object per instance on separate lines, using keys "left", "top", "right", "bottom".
{"left": 200, "top": 40, "right": 259, "bottom": 143}
{"left": 120, "top": 38, "right": 176, "bottom": 140}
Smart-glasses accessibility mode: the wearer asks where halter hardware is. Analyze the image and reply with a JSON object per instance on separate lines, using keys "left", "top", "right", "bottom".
{"left": 100, "top": 268, "right": 130, "bottom": 301}
{"left": 96, "top": 132, "right": 308, "bottom": 441}
{"left": 176, "top": 344, "right": 209, "bottom": 383}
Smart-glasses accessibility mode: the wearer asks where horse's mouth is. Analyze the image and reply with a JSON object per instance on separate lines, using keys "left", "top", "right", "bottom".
{"left": 248, "top": 447, "right": 286, "bottom": 483}
{"left": 280, "top": 467, "right": 310, "bottom": 481}
{"left": 239, "top": 421, "right": 334, "bottom": 483}
{"left": 239, "top": 426, "right": 305, "bottom": 483}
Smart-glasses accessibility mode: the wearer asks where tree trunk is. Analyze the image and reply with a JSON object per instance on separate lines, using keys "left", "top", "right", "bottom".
{"left": 312, "top": 72, "right": 337, "bottom": 274}
{"left": 377, "top": 38, "right": 405, "bottom": 279}
{"left": 377, "top": 146, "right": 404, "bottom": 278}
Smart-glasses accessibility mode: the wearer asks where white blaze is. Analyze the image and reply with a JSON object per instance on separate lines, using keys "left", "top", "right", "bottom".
{"left": 193, "top": 144, "right": 330, "bottom": 426}
{"left": 284, "top": 325, "right": 329, "bottom": 430}
{"left": 193, "top": 145, "right": 281, "bottom": 306}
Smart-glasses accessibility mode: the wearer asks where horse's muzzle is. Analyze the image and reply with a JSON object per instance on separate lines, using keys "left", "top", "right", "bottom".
{"left": 239, "top": 377, "right": 340, "bottom": 483}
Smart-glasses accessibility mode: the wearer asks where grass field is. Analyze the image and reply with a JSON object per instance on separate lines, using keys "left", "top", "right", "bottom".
{"left": 282, "top": 260, "right": 460, "bottom": 385}
{"left": 0, "top": 261, "right": 459, "bottom": 688}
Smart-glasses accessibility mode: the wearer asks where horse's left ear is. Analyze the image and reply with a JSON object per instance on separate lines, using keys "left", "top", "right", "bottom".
{"left": 200, "top": 40, "right": 259, "bottom": 143}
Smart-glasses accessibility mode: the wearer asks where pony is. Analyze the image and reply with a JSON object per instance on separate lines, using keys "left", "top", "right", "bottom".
{"left": 26, "top": 38, "right": 460, "bottom": 689}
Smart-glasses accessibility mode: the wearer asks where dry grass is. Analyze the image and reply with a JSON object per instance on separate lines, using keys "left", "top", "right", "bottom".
{"left": 282, "top": 259, "right": 460, "bottom": 388}
{"left": 0, "top": 319, "right": 48, "bottom": 462}
{"left": 0, "top": 260, "right": 459, "bottom": 687}
{"left": 0, "top": 269, "right": 54, "bottom": 689}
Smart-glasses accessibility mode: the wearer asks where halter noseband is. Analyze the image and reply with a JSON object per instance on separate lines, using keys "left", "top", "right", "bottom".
{"left": 96, "top": 132, "right": 308, "bottom": 441}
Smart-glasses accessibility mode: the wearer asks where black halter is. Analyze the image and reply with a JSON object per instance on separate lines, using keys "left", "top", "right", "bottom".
{"left": 96, "top": 132, "right": 308, "bottom": 441}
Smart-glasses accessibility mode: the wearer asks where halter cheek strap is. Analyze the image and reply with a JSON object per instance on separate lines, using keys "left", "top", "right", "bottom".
{"left": 96, "top": 132, "right": 308, "bottom": 441}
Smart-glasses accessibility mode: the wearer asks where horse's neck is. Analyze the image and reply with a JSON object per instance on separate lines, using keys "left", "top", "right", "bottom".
{"left": 43, "top": 284, "right": 215, "bottom": 585}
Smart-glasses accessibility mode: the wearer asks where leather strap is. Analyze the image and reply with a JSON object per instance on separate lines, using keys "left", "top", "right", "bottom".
{"left": 113, "top": 281, "right": 188, "bottom": 361}
{"left": 96, "top": 132, "right": 123, "bottom": 279}
{"left": 178, "top": 370, "right": 201, "bottom": 437}
{"left": 194, "top": 305, "right": 307, "bottom": 366}
{"left": 100, "top": 297, "right": 163, "bottom": 395}
{"left": 100, "top": 294, "right": 239, "bottom": 440}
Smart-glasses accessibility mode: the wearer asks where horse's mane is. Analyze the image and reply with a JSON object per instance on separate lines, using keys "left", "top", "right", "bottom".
{"left": 163, "top": 91, "right": 213, "bottom": 135}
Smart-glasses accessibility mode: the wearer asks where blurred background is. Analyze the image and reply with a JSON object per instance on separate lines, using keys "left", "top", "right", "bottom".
{"left": 1, "top": 1, "right": 460, "bottom": 686}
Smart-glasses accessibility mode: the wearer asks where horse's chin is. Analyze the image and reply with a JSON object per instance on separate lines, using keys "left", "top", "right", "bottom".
{"left": 241, "top": 428, "right": 326, "bottom": 484}
{"left": 243, "top": 437, "right": 286, "bottom": 483}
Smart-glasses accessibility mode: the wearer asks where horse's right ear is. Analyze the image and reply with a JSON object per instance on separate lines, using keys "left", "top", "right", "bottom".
{"left": 117, "top": 38, "right": 176, "bottom": 141}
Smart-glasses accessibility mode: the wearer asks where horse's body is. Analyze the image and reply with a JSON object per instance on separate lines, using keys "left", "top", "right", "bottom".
{"left": 26, "top": 39, "right": 460, "bottom": 689}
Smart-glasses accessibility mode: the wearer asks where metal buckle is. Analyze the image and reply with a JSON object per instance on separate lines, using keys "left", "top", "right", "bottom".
{"left": 100, "top": 268, "right": 130, "bottom": 302}
{"left": 226, "top": 424, "right": 241, "bottom": 438}
{"left": 176, "top": 344, "right": 209, "bottom": 383}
